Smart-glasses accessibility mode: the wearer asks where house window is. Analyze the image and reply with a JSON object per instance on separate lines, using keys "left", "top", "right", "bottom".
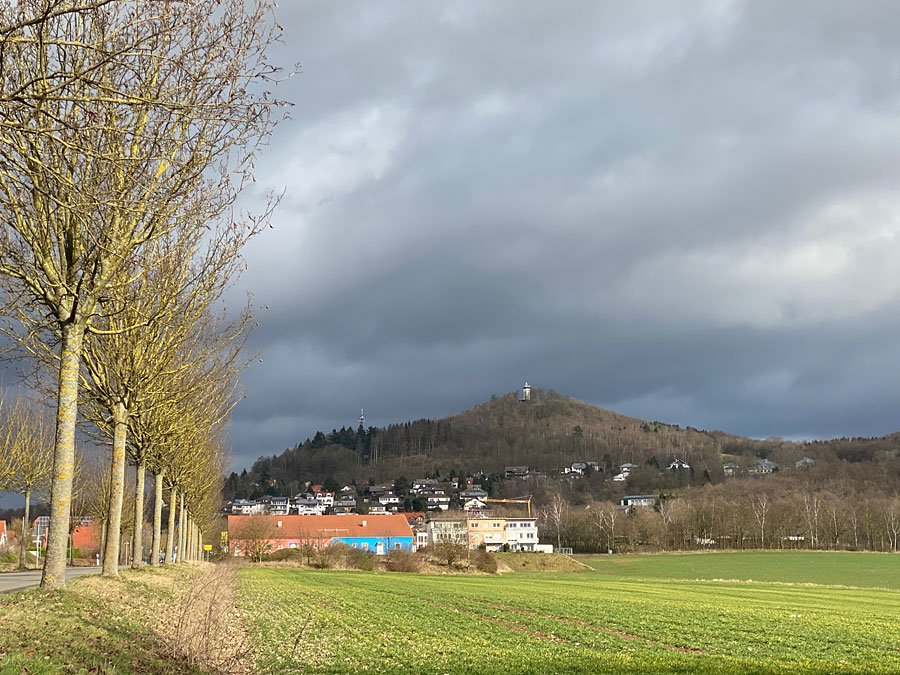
{"left": 395, "top": 543, "right": 402, "bottom": 550}
{"left": 361, "top": 542, "right": 368, "bottom": 550}
{"left": 493, "top": 523, "right": 500, "bottom": 528}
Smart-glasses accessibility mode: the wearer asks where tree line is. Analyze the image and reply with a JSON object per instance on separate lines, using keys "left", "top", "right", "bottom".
{"left": 540, "top": 461, "right": 900, "bottom": 553}
{"left": 0, "top": 0, "right": 286, "bottom": 588}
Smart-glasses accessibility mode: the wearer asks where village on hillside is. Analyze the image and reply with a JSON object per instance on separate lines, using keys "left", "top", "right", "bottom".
{"left": 221, "top": 452, "right": 804, "bottom": 557}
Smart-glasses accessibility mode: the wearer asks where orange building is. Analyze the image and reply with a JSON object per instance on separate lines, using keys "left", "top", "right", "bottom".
{"left": 467, "top": 517, "right": 539, "bottom": 552}
{"left": 467, "top": 518, "right": 507, "bottom": 551}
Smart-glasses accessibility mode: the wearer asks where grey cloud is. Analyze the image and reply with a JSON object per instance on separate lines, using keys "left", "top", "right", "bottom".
{"left": 224, "top": 1, "right": 900, "bottom": 471}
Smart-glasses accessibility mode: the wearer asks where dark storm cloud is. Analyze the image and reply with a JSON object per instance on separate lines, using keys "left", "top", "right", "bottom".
{"left": 226, "top": 1, "right": 900, "bottom": 470}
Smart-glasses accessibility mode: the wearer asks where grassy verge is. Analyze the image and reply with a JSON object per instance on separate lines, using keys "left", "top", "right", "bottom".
{"left": 0, "top": 563, "right": 247, "bottom": 674}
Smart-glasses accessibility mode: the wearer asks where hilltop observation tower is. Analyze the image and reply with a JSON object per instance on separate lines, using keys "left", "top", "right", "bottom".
{"left": 519, "top": 382, "right": 531, "bottom": 402}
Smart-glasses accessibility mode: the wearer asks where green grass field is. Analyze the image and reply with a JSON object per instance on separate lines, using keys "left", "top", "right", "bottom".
{"left": 579, "top": 550, "right": 900, "bottom": 589}
{"left": 238, "top": 551, "right": 900, "bottom": 674}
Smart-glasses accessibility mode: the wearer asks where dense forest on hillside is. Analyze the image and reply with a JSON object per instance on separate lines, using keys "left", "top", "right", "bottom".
{"left": 224, "top": 389, "right": 900, "bottom": 503}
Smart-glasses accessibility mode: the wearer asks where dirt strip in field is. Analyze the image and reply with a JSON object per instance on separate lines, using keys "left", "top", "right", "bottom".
{"left": 474, "top": 600, "right": 705, "bottom": 654}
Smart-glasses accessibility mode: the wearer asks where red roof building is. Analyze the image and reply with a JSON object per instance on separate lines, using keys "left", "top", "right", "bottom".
{"left": 228, "top": 514, "right": 414, "bottom": 556}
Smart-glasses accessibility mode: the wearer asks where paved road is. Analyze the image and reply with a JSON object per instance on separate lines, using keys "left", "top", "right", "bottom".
{"left": 0, "top": 566, "right": 102, "bottom": 593}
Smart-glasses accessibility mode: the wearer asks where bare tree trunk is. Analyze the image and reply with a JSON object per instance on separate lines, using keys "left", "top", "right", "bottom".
{"left": 19, "top": 489, "right": 30, "bottom": 570}
{"left": 42, "top": 323, "right": 85, "bottom": 590}
{"left": 100, "top": 519, "right": 107, "bottom": 563}
{"left": 186, "top": 517, "right": 192, "bottom": 561}
{"left": 177, "top": 496, "right": 185, "bottom": 562}
{"left": 132, "top": 460, "right": 146, "bottom": 569}
{"left": 150, "top": 470, "right": 164, "bottom": 566}
{"left": 165, "top": 486, "right": 177, "bottom": 565}
{"left": 103, "top": 404, "right": 127, "bottom": 576}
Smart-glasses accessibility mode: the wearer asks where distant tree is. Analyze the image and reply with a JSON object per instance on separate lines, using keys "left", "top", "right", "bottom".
{"left": 750, "top": 494, "right": 771, "bottom": 547}
{"left": 541, "top": 494, "right": 569, "bottom": 551}
{"left": 235, "top": 516, "right": 275, "bottom": 563}
{"left": 434, "top": 541, "right": 466, "bottom": 568}
{"left": 0, "top": 398, "right": 53, "bottom": 569}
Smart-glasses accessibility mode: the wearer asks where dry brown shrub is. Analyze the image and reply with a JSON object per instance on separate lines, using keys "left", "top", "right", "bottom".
{"left": 471, "top": 549, "right": 498, "bottom": 573}
{"left": 165, "top": 561, "right": 254, "bottom": 673}
{"left": 384, "top": 549, "right": 422, "bottom": 572}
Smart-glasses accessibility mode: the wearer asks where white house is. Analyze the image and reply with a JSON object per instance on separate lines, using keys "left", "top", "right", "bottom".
{"left": 620, "top": 495, "right": 657, "bottom": 508}
{"left": 504, "top": 518, "right": 538, "bottom": 552}
{"left": 293, "top": 495, "right": 325, "bottom": 515}
{"left": 751, "top": 459, "right": 779, "bottom": 474}
{"left": 667, "top": 458, "right": 690, "bottom": 471}
{"left": 427, "top": 493, "right": 451, "bottom": 511}
{"left": 428, "top": 519, "right": 468, "bottom": 547}
{"left": 268, "top": 497, "right": 290, "bottom": 515}
{"left": 315, "top": 491, "right": 335, "bottom": 508}
{"left": 463, "top": 498, "right": 487, "bottom": 512}
{"left": 231, "top": 500, "right": 265, "bottom": 515}
{"left": 411, "top": 478, "right": 440, "bottom": 494}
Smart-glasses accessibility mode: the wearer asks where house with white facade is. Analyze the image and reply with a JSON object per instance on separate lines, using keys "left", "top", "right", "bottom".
{"left": 463, "top": 498, "right": 487, "bottom": 512}
{"left": 269, "top": 497, "right": 290, "bottom": 516}
{"left": 378, "top": 492, "right": 401, "bottom": 506}
{"left": 503, "top": 518, "right": 538, "bottom": 551}
{"left": 619, "top": 495, "right": 657, "bottom": 508}
{"left": 315, "top": 491, "right": 335, "bottom": 508}
{"left": 231, "top": 500, "right": 265, "bottom": 515}
{"left": 293, "top": 494, "right": 325, "bottom": 515}
{"left": 427, "top": 492, "right": 451, "bottom": 511}
{"left": 428, "top": 519, "right": 468, "bottom": 547}
{"left": 751, "top": 458, "right": 779, "bottom": 474}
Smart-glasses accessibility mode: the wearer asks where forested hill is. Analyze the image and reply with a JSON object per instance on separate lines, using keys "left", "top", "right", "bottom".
{"left": 225, "top": 389, "right": 900, "bottom": 500}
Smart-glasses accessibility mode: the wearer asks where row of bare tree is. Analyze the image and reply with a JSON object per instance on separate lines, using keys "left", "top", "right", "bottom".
{"left": 540, "top": 471, "right": 900, "bottom": 553}
{"left": 0, "top": 0, "right": 287, "bottom": 588}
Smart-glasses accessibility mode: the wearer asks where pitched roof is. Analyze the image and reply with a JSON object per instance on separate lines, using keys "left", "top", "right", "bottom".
{"left": 227, "top": 514, "right": 413, "bottom": 540}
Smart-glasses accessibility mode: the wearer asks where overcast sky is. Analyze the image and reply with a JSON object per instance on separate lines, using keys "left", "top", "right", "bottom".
{"left": 223, "top": 0, "right": 900, "bottom": 472}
